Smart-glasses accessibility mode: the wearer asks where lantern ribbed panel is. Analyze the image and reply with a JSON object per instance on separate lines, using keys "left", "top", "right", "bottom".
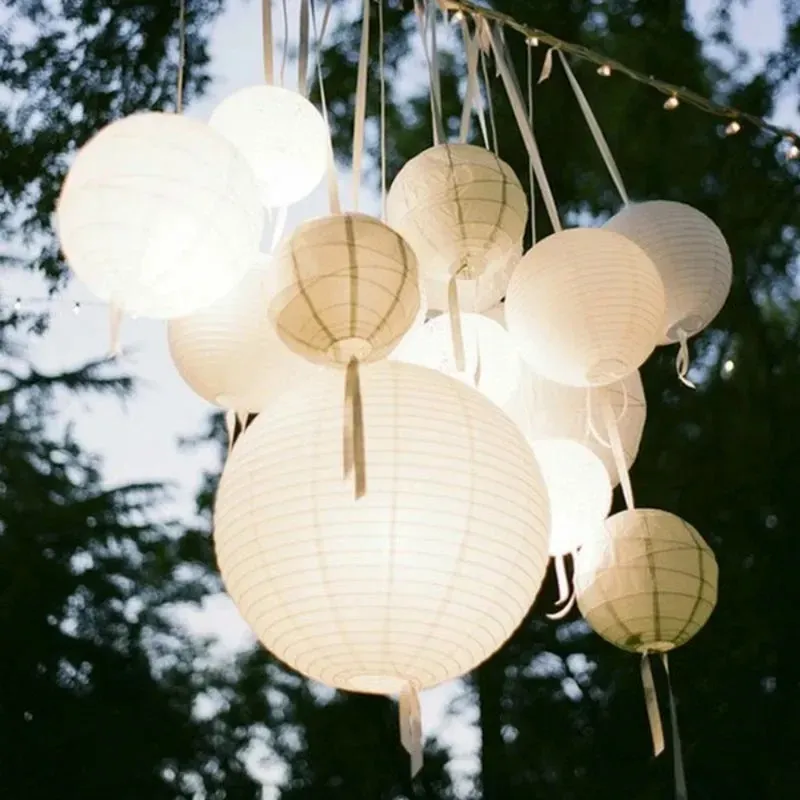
{"left": 574, "top": 509, "right": 718, "bottom": 653}
{"left": 167, "top": 262, "right": 321, "bottom": 413}
{"left": 504, "top": 366, "right": 646, "bottom": 488}
{"left": 209, "top": 85, "right": 329, "bottom": 209}
{"left": 532, "top": 440, "right": 612, "bottom": 557}
{"left": 604, "top": 200, "right": 732, "bottom": 343}
{"left": 213, "top": 361, "right": 551, "bottom": 693}
{"left": 389, "top": 313, "right": 522, "bottom": 408}
{"left": 505, "top": 229, "right": 666, "bottom": 387}
{"left": 269, "top": 213, "right": 420, "bottom": 365}
{"left": 56, "top": 112, "right": 262, "bottom": 319}
{"left": 386, "top": 144, "right": 527, "bottom": 283}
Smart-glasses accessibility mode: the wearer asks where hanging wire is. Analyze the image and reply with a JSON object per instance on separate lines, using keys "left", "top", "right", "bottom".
{"left": 378, "top": 0, "right": 388, "bottom": 221}
{"left": 176, "top": 0, "right": 187, "bottom": 112}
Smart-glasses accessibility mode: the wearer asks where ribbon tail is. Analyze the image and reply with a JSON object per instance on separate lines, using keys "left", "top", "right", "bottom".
{"left": 109, "top": 304, "right": 123, "bottom": 358}
{"left": 662, "top": 653, "right": 689, "bottom": 800}
{"left": 399, "top": 684, "right": 423, "bottom": 778}
{"left": 546, "top": 586, "right": 576, "bottom": 620}
{"left": 585, "top": 387, "right": 611, "bottom": 447}
{"left": 554, "top": 554, "right": 570, "bottom": 606}
{"left": 641, "top": 653, "right": 665, "bottom": 757}
{"left": 601, "top": 395, "right": 634, "bottom": 509}
{"left": 676, "top": 329, "right": 696, "bottom": 389}
{"left": 225, "top": 410, "right": 237, "bottom": 457}
{"left": 351, "top": 0, "right": 371, "bottom": 210}
{"left": 343, "top": 358, "right": 366, "bottom": 499}
{"left": 447, "top": 274, "right": 466, "bottom": 373}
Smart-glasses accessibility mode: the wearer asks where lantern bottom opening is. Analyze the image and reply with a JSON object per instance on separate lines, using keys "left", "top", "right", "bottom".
{"left": 665, "top": 314, "right": 704, "bottom": 343}
{"left": 586, "top": 358, "right": 630, "bottom": 385}
{"left": 329, "top": 337, "right": 373, "bottom": 362}
{"left": 634, "top": 641, "right": 677, "bottom": 655}
{"left": 346, "top": 674, "right": 412, "bottom": 696}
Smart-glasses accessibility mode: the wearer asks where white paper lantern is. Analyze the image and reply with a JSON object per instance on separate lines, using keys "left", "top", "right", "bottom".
{"left": 387, "top": 143, "right": 527, "bottom": 285}
{"left": 56, "top": 112, "right": 262, "bottom": 319}
{"left": 604, "top": 201, "right": 732, "bottom": 343}
{"left": 390, "top": 313, "right": 521, "bottom": 408}
{"left": 481, "top": 302, "right": 506, "bottom": 327}
{"left": 505, "top": 228, "right": 666, "bottom": 387}
{"left": 505, "top": 366, "right": 646, "bottom": 488}
{"left": 269, "top": 213, "right": 420, "bottom": 366}
{"left": 214, "top": 360, "right": 551, "bottom": 693}
{"left": 167, "top": 259, "right": 321, "bottom": 413}
{"left": 532, "top": 439, "right": 612, "bottom": 557}
{"left": 574, "top": 509, "right": 718, "bottom": 653}
{"left": 209, "top": 85, "right": 329, "bottom": 209}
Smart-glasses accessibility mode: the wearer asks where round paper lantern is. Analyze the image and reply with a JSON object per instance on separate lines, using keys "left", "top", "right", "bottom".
{"left": 532, "top": 439, "right": 612, "bottom": 557}
{"left": 167, "top": 259, "right": 321, "bottom": 413}
{"left": 209, "top": 85, "right": 329, "bottom": 209}
{"left": 604, "top": 201, "right": 732, "bottom": 343}
{"left": 269, "top": 213, "right": 420, "bottom": 366}
{"left": 574, "top": 509, "right": 718, "bottom": 653}
{"left": 56, "top": 112, "right": 262, "bottom": 319}
{"left": 505, "top": 228, "right": 666, "bottom": 387}
{"left": 387, "top": 143, "right": 527, "bottom": 285}
{"left": 214, "top": 360, "right": 551, "bottom": 693}
{"left": 481, "top": 302, "right": 506, "bottom": 327}
{"left": 390, "top": 313, "right": 521, "bottom": 408}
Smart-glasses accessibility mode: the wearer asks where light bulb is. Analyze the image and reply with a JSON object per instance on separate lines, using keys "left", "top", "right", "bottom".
{"left": 527, "top": 36, "right": 539, "bottom": 47}
{"left": 723, "top": 359, "right": 735, "bottom": 374}
{"left": 787, "top": 143, "right": 799, "bottom": 160}
{"left": 597, "top": 64, "right": 612, "bottom": 77}
{"left": 663, "top": 95, "right": 679, "bottom": 110}
{"left": 725, "top": 121, "right": 741, "bottom": 136}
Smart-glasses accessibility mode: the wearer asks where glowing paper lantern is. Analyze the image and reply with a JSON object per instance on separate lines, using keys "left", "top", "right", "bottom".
{"left": 390, "top": 313, "right": 522, "bottom": 408}
{"left": 505, "top": 228, "right": 666, "bottom": 387}
{"left": 604, "top": 200, "right": 732, "bottom": 344}
{"left": 214, "top": 360, "right": 551, "bottom": 692}
{"left": 56, "top": 112, "right": 262, "bottom": 319}
{"left": 574, "top": 509, "right": 718, "bottom": 653}
{"left": 386, "top": 143, "right": 527, "bottom": 285}
{"left": 532, "top": 439, "right": 612, "bottom": 557}
{"left": 481, "top": 302, "right": 506, "bottom": 327}
{"left": 167, "top": 260, "right": 321, "bottom": 413}
{"left": 209, "top": 85, "right": 329, "bottom": 209}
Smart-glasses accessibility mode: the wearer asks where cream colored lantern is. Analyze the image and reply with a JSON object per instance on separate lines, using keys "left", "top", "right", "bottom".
{"left": 386, "top": 143, "right": 527, "bottom": 284}
{"left": 167, "top": 259, "right": 321, "bottom": 414}
{"left": 574, "top": 508, "right": 718, "bottom": 653}
{"left": 214, "top": 360, "right": 551, "bottom": 694}
{"left": 505, "top": 228, "right": 666, "bottom": 387}
{"left": 209, "top": 85, "right": 329, "bottom": 209}
{"left": 56, "top": 112, "right": 262, "bottom": 319}
{"left": 390, "top": 312, "right": 522, "bottom": 408}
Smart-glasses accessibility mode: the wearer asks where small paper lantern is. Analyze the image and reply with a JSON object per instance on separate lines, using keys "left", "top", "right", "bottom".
{"left": 390, "top": 312, "right": 522, "bottom": 408}
{"left": 532, "top": 439, "right": 612, "bottom": 557}
{"left": 574, "top": 509, "right": 718, "bottom": 653}
{"left": 505, "top": 228, "right": 666, "bottom": 387}
{"left": 387, "top": 143, "right": 527, "bottom": 284}
{"left": 214, "top": 360, "right": 551, "bottom": 693}
{"left": 56, "top": 112, "right": 262, "bottom": 319}
{"left": 209, "top": 85, "right": 329, "bottom": 209}
{"left": 269, "top": 213, "right": 420, "bottom": 366}
{"left": 167, "top": 260, "right": 321, "bottom": 413}
{"left": 604, "top": 200, "right": 732, "bottom": 343}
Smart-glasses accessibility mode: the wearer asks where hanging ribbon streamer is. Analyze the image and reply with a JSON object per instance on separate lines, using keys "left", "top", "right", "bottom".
{"left": 472, "top": 323, "right": 482, "bottom": 387}
{"left": 176, "top": 0, "right": 187, "bottom": 113}
{"left": 479, "top": 49, "right": 500, "bottom": 156}
{"left": 459, "top": 23, "right": 479, "bottom": 143}
{"left": 554, "top": 553, "right": 570, "bottom": 606}
{"left": 378, "top": 0, "right": 388, "bottom": 221}
{"left": 261, "top": 0, "right": 274, "bottom": 84}
{"left": 225, "top": 409, "right": 237, "bottom": 457}
{"left": 662, "top": 653, "right": 689, "bottom": 800}
{"left": 108, "top": 304, "right": 123, "bottom": 357}
{"left": 487, "top": 22, "right": 562, "bottom": 234}
{"left": 601, "top": 394, "right": 635, "bottom": 510}
{"left": 585, "top": 383, "right": 630, "bottom": 448}
{"left": 641, "top": 653, "right": 666, "bottom": 756}
{"left": 539, "top": 46, "right": 554, "bottom": 84}
{"left": 351, "top": 0, "right": 371, "bottom": 210}
{"left": 556, "top": 50, "right": 630, "bottom": 206}
{"left": 297, "top": 0, "right": 310, "bottom": 96}
{"left": 343, "top": 357, "right": 366, "bottom": 500}
{"left": 526, "top": 41, "right": 536, "bottom": 244}
{"left": 675, "top": 329, "right": 696, "bottom": 389}
{"left": 399, "top": 684, "right": 424, "bottom": 778}
{"left": 279, "top": 0, "right": 289, "bottom": 86}
{"left": 447, "top": 273, "right": 467, "bottom": 372}
{"left": 547, "top": 582, "right": 577, "bottom": 620}
{"left": 414, "top": 0, "right": 447, "bottom": 145}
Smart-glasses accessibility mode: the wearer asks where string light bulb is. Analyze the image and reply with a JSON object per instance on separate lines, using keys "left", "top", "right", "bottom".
{"left": 723, "top": 359, "right": 735, "bottom": 374}
{"left": 725, "top": 120, "right": 741, "bottom": 136}
{"left": 452, "top": 10, "right": 465, "bottom": 22}
{"left": 73, "top": 302, "right": 81, "bottom": 315}
{"left": 597, "top": 64, "right": 612, "bottom": 77}
{"left": 787, "top": 139, "right": 799, "bottom": 160}
{"left": 527, "top": 36, "right": 539, "bottom": 47}
{"left": 14, "top": 298, "right": 21, "bottom": 311}
{"left": 663, "top": 95, "right": 679, "bottom": 111}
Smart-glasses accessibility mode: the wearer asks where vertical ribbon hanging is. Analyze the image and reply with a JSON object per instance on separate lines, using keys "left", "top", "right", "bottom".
{"left": 600, "top": 392, "right": 635, "bottom": 511}
{"left": 297, "top": 0, "right": 310, "bottom": 97}
{"left": 662, "top": 654, "right": 689, "bottom": 800}
{"left": 479, "top": 48, "right": 500, "bottom": 156}
{"left": 343, "top": 356, "right": 366, "bottom": 499}
{"left": 262, "top": 0, "right": 274, "bottom": 84}
{"left": 447, "top": 272, "right": 466, "bottom": 372}
{"left": 225, "top": 409, "right": 237, "bottom": 458}
{"left": 351, "top": 0, "right": 371, "bottom": 211}
{"left": 414, "top": 0, "right": 446, "bottom": 146}
{"left": 526, "top": 40, "right": 537, "bottom": 245}
{"left": 378, "top": 0, "right": 388, "bottom": 221}
{"left": 675, "top": 329, "right": 696, "bottom": 389}
{"left": 459, "top": 22, "right": 490, "bottom": 148}
{"left": 640, "top": 653, "right": 666, "bottom": 756}
{"left": 399, "top": 683, "right": 424, "bottom": 778}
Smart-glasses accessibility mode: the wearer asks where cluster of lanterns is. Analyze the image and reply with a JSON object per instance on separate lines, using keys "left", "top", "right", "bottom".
{"left": 56, "top": 55, "right": 727, "bottom": 778}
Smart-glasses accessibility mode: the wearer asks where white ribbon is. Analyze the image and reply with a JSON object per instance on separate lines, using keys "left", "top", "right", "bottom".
{"left": 675, "top": 328, "right": 696, "bottom": 389}
{"left": 399, "top": 684, "right": 423, "bottom": 778}
{"left": 297, "top": 0, "right": 310, "bottom": 97}
{"left": 261, "top": 0, "right": 274, "bottom": 84}
{"left": 415, "top": 0, "right": 446, "bottom": 145}
{"left": 351, "top": 0, "right": 371, "bottom": 210}
{"left": 662, "top": 653, "right": 689, "bottom": 800}
{"left": 225, "top": 409, "right": 237, "bottom": 458}
{"left": 601, "top": 394, "right": 635, "bottom": 510}
{"left": 641, "top": 653, "right": 666, "bottom": 756}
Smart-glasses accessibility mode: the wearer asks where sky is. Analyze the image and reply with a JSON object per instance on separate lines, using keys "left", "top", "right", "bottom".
{"left": 1, "top": 0, "right": 796, "bottom": 797}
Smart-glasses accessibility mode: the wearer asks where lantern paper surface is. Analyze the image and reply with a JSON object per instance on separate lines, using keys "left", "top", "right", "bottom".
{"left": 56, "top": 112, "right": 262, "bottom": 319}
{"left": 214, "top": 360, "right": 551, "bottom": 693}
{"left": 389, "top": 313, "right": 522, "bottom": 408}
{"left": 167, "top": 260, "right": 321, "bottom": 413}
{"left": 505, "top": 228, "right": 666, "bottom": 387}
{"left": 604, "top": 200, "right": 732, "bottom": 343}
{"left": 387, "top": 143, "right": 527, "bottom": 284}
{"left": 269, "top": 213, "right": 420, "bottom": 366}
{"left": 574, "top": 509, "right": 718, "bottom": 653}
{"left": 532, "top": 439, "right": 612, "bottom": 557}
{"left": 209, "top": 85, "right": 329, "bottom": 209}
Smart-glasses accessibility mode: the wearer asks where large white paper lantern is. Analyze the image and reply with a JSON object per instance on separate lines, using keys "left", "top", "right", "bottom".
{"left": 532, "top": 439, "right": 612, "bottom": 557}
{"left": 269, "top": 213, "right": 420, "bottom": 366}
{"left": 209, "top": 85, "right": 329, "bottom": 209}
{"left": 505, "top": 228, "right": 666, "bottom": 387}
{"left": 390, "top": 312, "right": 521, "bottom": 408}
{"left": 56, "top": 112, "right": 262, "bottom": 319}
{"left": 387, "top": 143, "right": 527, "bottom": 285}
{"left": 574, "top": 509, "right": 718, "bottom": 653}
{"left": 214, "top": 360, "right": 551, "bottom": 692}
{"left": 167, "top": 259, "right": 321, "bottom": 413}
{"left": 604, "top": 201, "right": 732, "bottom": 344}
